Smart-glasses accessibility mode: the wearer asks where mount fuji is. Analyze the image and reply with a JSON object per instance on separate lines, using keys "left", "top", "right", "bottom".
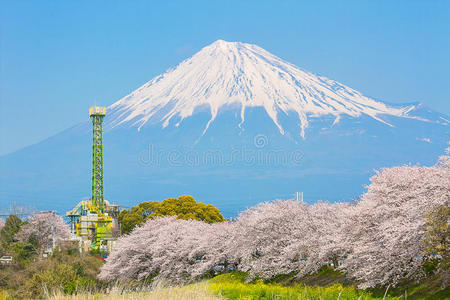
{"left": 107, "top": 40, "right": 413, "bottom": 136}
{"left": 1, "top": 40, "right": 448, "bottom": 216}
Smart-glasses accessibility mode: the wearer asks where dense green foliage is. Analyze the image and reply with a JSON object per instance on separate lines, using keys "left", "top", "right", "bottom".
{"left": 0, "top": 216, "right": 103, "bottom": 299}
{"left": 424, "top": 205, "right": 449, "bottom": 255}
{"left": 0, "top": 215, "right": 23, "bottom": 244}
{"left": 0, "top": 215, "right": 35, "bottom": 264}
{"left": 424, "top": 204, "right": 449, "bottom": 277}
{"left": 19, "top": 255, "right": 100, "bottom": 297}
{"left": 119, "top": 195, "right": 225, "bottom": 234}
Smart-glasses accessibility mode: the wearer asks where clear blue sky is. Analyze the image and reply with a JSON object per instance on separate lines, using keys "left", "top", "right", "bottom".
{"left": 1, "top": 0, "right": 449, "bottom": 155}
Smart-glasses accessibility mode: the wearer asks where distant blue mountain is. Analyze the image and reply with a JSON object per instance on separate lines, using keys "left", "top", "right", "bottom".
{"left": 0, "top": 41, "right": 448, "bottom": 217}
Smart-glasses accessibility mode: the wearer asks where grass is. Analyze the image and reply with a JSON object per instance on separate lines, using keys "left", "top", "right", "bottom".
{"left": 3, "top": 269, "right": 447, "bottom": 299}
{"left": 368, "top": 272, "right": 450, "bottom": 300}
{"left": 46, "top": 282, "right": 223, "bottom": 300}
{"left": 208, "top": 273, "right": 400, "bottom": 300}
{"left": 31, "top": 273, "right": 406, "bottom": 300}
{"left": 268, "top": 266, "right": 349, "bottom": 287}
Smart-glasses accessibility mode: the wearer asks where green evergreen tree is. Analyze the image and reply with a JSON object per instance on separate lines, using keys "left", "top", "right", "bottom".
{"left": 0, "top": 215, "right": 23, "bottom": 244}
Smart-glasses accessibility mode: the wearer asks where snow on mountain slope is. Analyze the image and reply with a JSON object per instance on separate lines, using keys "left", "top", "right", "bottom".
{"left": 107, "top": 40, "right": 414, "bottom": 138}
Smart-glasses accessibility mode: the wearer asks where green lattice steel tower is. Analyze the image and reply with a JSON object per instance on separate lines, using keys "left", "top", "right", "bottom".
{"left": 89, "top": 106, "right": 106, "bottom": 212}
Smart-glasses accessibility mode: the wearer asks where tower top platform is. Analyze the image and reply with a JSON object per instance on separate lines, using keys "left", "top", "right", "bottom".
{"left": 89, "top": 106, "right": 106, "bottom": 116}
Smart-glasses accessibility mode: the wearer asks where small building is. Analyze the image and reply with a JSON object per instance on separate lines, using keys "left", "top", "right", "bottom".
{"left": 0, "top": 256, "right": 13, "bottom": 264}
{"left": 66, "top": 199, "right": 119, "bottom": 253}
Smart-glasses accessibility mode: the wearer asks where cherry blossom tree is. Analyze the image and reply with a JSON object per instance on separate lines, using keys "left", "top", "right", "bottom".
{"left": 304, "top": 201, "right": 354, "bottom": 270}
{"left": 0, "top": 218, "right": 5, "bottom": 231}
{"left": 99, "top": 147, "right": 449, "bottom": 287}
{"left": 100, "top": 200, "right": 351, "bottom": 283}
{"left": 341, "top": 161, "right": 450, "bottom": 288}
{"left": 99, "top": 217, "right": 234, "bottom": 283}
{"left": 229, "top": 200, "right": 307, "bottom": 279}
{"left": 229, "top": 200, "right": 352, "bottom": 280}
{"left": 190, "top": 220, "right": 238, "bottom": 277}
{"left": 16, "top": 211, "right": 70, "bottom": 257}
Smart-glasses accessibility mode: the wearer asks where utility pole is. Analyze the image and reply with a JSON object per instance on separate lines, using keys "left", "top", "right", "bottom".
{"left": 52, "top": 225, "right": 56, "bottom": 252}
{"left": 295, "top": 191, "right": 304, "bottom": 202}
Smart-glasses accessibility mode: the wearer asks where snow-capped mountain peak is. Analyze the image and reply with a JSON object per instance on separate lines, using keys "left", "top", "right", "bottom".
{"left": 108, "top": 40, "right": 412, "bottom": 137}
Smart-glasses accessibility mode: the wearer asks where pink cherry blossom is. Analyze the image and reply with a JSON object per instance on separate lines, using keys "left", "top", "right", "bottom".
{"left": 16, "top": 211, "right": 70, "bottom": 257}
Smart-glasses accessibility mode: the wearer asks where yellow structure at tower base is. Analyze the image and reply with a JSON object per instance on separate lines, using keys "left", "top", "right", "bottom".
{"left": 66, "top": 200, "right": 119, "bottom": 253}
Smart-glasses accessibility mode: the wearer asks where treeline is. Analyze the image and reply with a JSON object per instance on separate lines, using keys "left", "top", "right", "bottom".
{"left": 100, "top": 150, "right": 450, "bottom": 290}
{"left": 0, "top": 197, "right": 225, "bottom": 298}
{"left": 0, "top": 212, "right": 104, "bottom": 299}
